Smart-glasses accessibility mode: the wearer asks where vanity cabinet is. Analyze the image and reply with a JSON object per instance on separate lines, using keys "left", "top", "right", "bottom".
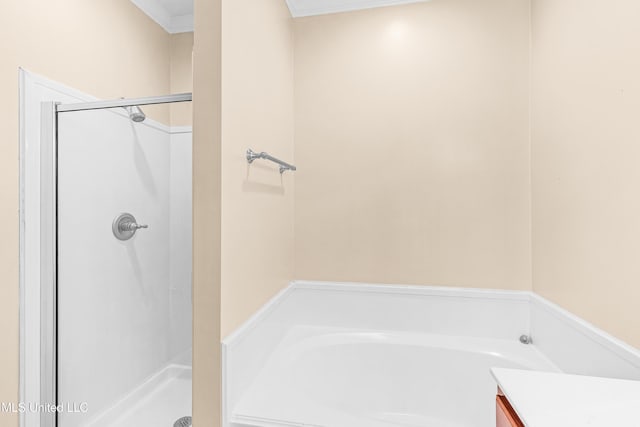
{"left": 496, "top": 388, "right": 524, "bottom": 427}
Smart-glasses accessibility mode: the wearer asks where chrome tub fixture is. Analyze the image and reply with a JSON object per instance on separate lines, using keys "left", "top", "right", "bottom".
{"left": 519, "top": 335, "right": 532, "bottom": 345}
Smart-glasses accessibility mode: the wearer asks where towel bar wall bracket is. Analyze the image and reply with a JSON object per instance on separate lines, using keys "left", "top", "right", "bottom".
{"left": 246, "top": 149, "right": 297, "bottom": 174}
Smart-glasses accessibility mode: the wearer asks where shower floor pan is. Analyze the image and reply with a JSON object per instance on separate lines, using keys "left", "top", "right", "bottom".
{"left": 85, "top": 364, "right": 192, "bottom": 427}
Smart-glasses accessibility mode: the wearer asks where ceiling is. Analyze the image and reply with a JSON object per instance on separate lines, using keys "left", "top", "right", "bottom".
{"left": 130, "top": 0, "right": 429, "bottom": 33}
{"left": 130, "top": 0, "right": 194, "bottom": 33}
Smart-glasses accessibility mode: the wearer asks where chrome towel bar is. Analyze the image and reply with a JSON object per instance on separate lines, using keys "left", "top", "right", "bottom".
{"left": 246, "top": 149, "right": 297, "bottom": 174}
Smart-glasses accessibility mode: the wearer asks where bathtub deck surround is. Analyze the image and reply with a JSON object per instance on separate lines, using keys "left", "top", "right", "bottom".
{"left": 222, "top": 281, "right": 640, "bottom": 427}
{"left": 492, "top": 368, "right": 640, "bottom": 426}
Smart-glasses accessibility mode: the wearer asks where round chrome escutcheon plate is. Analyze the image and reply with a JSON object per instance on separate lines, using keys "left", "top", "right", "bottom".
{"left": 112, "top": 213, "right": 137, "bottom": 241}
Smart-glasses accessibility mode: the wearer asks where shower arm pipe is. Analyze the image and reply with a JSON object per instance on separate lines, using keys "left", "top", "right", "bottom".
{"left": 246, "top": 149, "right": 297, "bottom": 174}
{"left": 56, "top": 92, "right": 192, "bottom": 113}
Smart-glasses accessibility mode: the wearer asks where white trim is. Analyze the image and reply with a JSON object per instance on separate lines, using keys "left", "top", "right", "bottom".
{"left": 285, "top": 0, "right": 430, "bottom": 18}
{"left": 39, "top": 102, "right": 57, "bottom": 427}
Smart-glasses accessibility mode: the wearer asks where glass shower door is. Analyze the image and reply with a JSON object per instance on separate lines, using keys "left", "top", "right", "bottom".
{"left": 56, "top": 102, "right": 192, "bottom": 427}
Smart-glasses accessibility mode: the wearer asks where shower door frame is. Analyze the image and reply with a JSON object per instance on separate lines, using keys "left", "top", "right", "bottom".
{"left": 40, "top": 101, "right": 57, "bottom": 427}
{"left": 38, "top": 93, "right": 192, "bottom": 427}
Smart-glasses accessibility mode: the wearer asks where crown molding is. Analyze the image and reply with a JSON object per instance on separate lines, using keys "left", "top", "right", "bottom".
{"left": 285, "top": 0, "right": 429, "bottom": 18}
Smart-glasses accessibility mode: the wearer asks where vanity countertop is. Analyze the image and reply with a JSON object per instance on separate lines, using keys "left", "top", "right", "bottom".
{"left": 491, "top": 368, "right": 640, "bottom": 426}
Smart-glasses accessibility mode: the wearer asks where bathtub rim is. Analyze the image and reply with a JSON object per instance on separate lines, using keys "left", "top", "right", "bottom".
{"left": 223, "top": 280, "right": 534, "bottom": 348}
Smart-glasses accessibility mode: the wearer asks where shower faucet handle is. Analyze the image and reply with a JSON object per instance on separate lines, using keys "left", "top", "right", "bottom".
{"left": 121, "top": 222, "right": 148, "bottom": 232}
{"left": 112, "top": 213, "right": 148, "bottom": 241}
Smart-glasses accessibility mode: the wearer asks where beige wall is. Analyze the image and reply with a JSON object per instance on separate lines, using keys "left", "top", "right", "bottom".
{"left": 192, "top": 0, "right": 222, "bottom": 425}
{"left": 531, "top": 0, "right": 640, "bottom": 348}
{"left": 220, "top": 0, "right": 295, "bottom": 337}
{"left": 293, "top": 0, "right": 532, "bottom": 290}
{"left": 3, "top": 2, "right": 640, "bottom": 427}
{"left": 171, "top": 32, "right": 194, "bottom": 126}
{"left": 0, "top": 1, "right": 176, "bottom": 425}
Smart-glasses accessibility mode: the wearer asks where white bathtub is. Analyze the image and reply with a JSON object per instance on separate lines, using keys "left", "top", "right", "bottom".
{"left": 231, "top": 326, "right": 558, "bottom": 427}
{"left": 223, "top": 282, "right": 640, "bottom": 427}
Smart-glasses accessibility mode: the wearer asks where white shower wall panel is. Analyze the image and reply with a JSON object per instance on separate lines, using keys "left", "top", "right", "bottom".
{"left": 57, "top": 108, "right": 179, "bottom": 426}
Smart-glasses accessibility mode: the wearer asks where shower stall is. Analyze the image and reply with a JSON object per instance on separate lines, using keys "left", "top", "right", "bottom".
{"left": 20, "top": 71, "right": 193, "bottom": 427}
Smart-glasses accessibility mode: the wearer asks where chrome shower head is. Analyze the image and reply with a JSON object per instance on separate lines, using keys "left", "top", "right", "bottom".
{"left": 126, "top": 105, "right": 146, "bottom": 123}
